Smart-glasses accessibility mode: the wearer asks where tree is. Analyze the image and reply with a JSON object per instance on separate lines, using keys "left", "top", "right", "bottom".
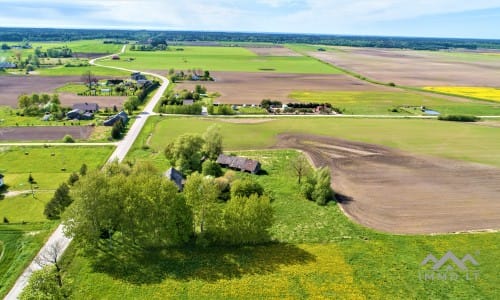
{"left": 44, "top": 183, "right": 72, "bottom": 219}
{"left": 62, "top": 134, "right": 74, "bottom": 143}
{"left": 20, "top": 266, "right": 66, "bottom": 300}
{"left": 202, "top": 124, "right": 223, "bottom": 160}
{"left": 111, "top": 119, "right": 124, "bottom": 139}
{"left": 291, "top": 155, "right": 310, "bottom": 184}
{"left": 312, "top": 167, "right": 332, "bottom": 206}
{"left": 301, "top": 167, "right": 333, "bottom": 206}
{"left": 28, "top": 173, "right": 36, "bottom": 198}
{"left": 67, "top": 172, "right": 79, "bottom": 186}
{"left": 79, "top": 163, "right": 88, "bottom": 176}
{"left": 216, "top": 194, "right": 273, "bottom": 245}
{"left": 164, "top": 134, "right": 204, "bottom": 173}
{"left": 81, "top": 70, "right": 97, "bottom": 89}
{"left": 183, "top": 173, "right": 219, "bottom": 236}
{"left": 230, "top": 178, "right": 264, "bottom": 199}
{"left": 202, "top": 160, "right": 222, "bottom": 177}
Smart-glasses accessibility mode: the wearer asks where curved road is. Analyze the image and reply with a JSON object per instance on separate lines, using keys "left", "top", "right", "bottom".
{"left": 5, "top": 45, "right": 169, "bottom": 300}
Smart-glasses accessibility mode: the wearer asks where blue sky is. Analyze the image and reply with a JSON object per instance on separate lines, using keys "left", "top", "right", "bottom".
{"left": 0, "top": 0, "right": 499, "bottom": 38}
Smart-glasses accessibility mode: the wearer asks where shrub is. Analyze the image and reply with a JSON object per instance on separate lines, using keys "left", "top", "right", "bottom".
{"left": 438, "top": 115, "right": 480, "bottom": 122}
{"left": 230, "top": 178, "right": 264, "bottom": 199}
{"left": 62, "top": 134, "right": 74, "bottom": 143}
{"left": 202, "top": 160, "right": 223, "bottom": 177}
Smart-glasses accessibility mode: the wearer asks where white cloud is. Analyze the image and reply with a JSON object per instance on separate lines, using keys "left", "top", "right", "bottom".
{"left": 0, "top": 0, "right": 499, "bottom": 36}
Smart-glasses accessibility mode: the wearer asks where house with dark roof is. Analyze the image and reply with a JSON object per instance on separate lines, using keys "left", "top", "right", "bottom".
{"left": 103, "top": 111, "right": 128, "bottom": 126}
{"left": 72, "top": 103, "right": 99, "bottom": 113}
{"left": 66, "top": 109, "right": 94, "bottom": 120}
{"left": 131, "top": 72, "right": 147, "bottom": 81}
{"left": 164, "top": 167, "right": 184, "bottom": 191}
{"left": 0, "top": 62, "right": 17, "bottom": 69}
{"left": 216, "top": 154, "right": 261, "bottom": 174}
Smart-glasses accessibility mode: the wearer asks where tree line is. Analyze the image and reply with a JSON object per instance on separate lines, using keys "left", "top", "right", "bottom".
{"left": 1, "top": 27, "right": 500, "bottom": 50}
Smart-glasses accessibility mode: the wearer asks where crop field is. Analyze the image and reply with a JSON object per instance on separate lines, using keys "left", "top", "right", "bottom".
{"left": 128, "top": 116, "right": 500, "bottom": 168}
{"left": 306, "top": 46, "right": 500, "bottom": 87}
{"left": 290, "top": 91, "right": 500, "bottom": 115}
{"left": 63, "top": 150, "right": 500, "bottom": 299}
{"left": 100, "top": 46, "right": 341, "bottom": 74}
{"left": 175, "top": 71, "right": 390, "bottom": 105}
{"left": 0, "top": 145, "right": 114, "bottom": 190}
{"left": 423, "top": 86, "right": 500, "bottom": 102}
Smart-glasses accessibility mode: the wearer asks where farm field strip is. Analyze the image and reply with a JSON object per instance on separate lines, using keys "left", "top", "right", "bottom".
{"left": 423, "top": 86, "right": 500, "bottom": 102}
{"left": 99, "top": 46, "right": 342, "bottom": 74}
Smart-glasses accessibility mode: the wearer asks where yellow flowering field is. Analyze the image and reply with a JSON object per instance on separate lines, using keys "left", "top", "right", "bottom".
{"left": 423, "top": 86, "right": 500, "bottom": 102}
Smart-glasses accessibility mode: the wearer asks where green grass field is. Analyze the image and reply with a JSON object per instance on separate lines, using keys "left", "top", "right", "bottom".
{"left": 128, "top": 116, "right": 500, "bottom": 168}
{"left": 36, "top": 65, "right": 129, "bottom": 76}
{"left": 99, "top": 46, "right": 341, "bottom": 74}
{"left": 0, "top": 145, "right": 114, "bottom": 190}
{"left": 290, "top": 91, "right": 500, "bottom": 115}
{"left": 62, "top": 150, "right": 499, "bottom": 299}
{"left": 0, "top": 106, "right": 98, "bottom": 127}
{"left": 0, "top": 144, "right": 114, "bottom": 298}
{"left": 1, "top": 40, "right": 122, "bottom": 56}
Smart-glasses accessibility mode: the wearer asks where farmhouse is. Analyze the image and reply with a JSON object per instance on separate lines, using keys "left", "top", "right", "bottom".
{"left": 0, "top": 62, "right": 17, "bottom": 69}
{"left": 73, "top": 103, "right": 99, "bottom": 113}
{"left": 0, "top": 174, "right": 4, "bottom": 187}
{"left": 216, "top": 154, "right": 261, "bottom": 174}
{"left": 103, "top": 111, "right": 128, "bottom": 126}
{"left": 164, "top": 167, "right": 184, "bottom": 191}
{"left": 131, "top": 72, "right": 147, "bottom": 81}
{"left": 66, "top": 109, "right": 94, "bottom": 120}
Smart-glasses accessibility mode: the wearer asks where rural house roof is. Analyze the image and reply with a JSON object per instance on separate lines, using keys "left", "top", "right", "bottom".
{"left": 73, "top": 103, "right": 99, "bottom": 112}
{"left": 103, "top": 111, "right": 128, "bottom": 126}
{"left": 164, "top": 167, "right": 184, "bottom": 191}
{"left": 216, "top": 154, "right": 261, "bottom": 174}
{"left": 0, "top": 62, "right": 16, "bottom": 68}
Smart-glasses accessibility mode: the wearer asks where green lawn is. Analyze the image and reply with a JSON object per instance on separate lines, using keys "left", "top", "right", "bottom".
{"left": 290, "top": 91, "right": 500, "bottom": 115}
{"left": 62, "top": 150, "right": 499, "bottom": 299}
{"left": 99, "top": 46, "right": 341, "bottom": 74}
{"left": 55, "top": 83, "right": 90, "bottom": 94}
{"left": 36, "top": 65, "right": 129, "bottom": 76}
{"left": 0, "top": 146, "right": 114, "bottom": 190}
{"left": 128, "top": 116, "right": 500, "bottom": 168}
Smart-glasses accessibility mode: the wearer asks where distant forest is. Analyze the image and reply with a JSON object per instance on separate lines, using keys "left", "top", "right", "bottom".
{"left": 1, "top": 27, "right": 500, "bottom": 50}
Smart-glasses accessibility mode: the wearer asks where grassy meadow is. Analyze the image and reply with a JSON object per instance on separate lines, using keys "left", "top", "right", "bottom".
{"left": 99, "top": 46, "right": 341, "bottom": 74}
{"left": 290, "top": 91, "right": 500, "bottom": 115}
{"left": 128, "top": 116, "right": 500, "bottom": 168}
{"left": 0, "top": 145, "right": 114, "bottom": 190}
{"left": 0, "top": 145, "right": 114, "bottom": 297}
{"left": 62, "top": 150, "right": 500, "bottom": 299}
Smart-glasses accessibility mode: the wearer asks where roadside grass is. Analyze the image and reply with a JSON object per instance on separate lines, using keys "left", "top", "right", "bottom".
{"left": 423, "top": 87, "right": 500, "bottom": 103}
{"left": 290, "top": 91, "right": 500, "bottom": 115}
{"left": 127, "top": 116, "right": 500, "bottom": 168}
{"left": 62, "top": 149, "right": 499, "bottom": 299}
{"left": 0, "top": 222, "right": 57, "bottom": 298}
{"left": 0, "top": 146, "right": 114, "bottom": 190}
{"left": 0, "top": 192, "right": 52, "bottom": 223}
{"left": 99, "top": 46, "right": 341, "bottom": 74}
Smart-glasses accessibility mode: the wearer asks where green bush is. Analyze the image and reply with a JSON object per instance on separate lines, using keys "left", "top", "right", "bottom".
{"left": 62, "top": 134, "right": 74, "bottom": 143}
{"left": 230, "top": 178, "right": 264, "bottom": 199}
{"left": 438, "top": 115, "right": 480, "bottom": 122}
{"left": 202, "top": 160, "right": 223, "bottom": 177}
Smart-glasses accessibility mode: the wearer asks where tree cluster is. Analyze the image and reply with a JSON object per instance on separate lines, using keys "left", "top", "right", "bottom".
{"left": 301, "top": 166, "right": 334, "bottom": 206}
{"left": 164, "top": 125, "right": 223, "bottom": 173}
{"left": 18, "top": 93, "right": 62, "bottom": 117}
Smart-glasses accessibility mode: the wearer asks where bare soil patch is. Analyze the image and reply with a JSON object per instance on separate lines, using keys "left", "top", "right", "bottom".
{"left": 246, "top": 47, "right": 302, "bottom": 57}
{"left": 309, "top": 47, "right": 500, "bottom": 87}
{"left": 0, "top": 126, "right": 93, "bottom": 141}
{"left": 176, "top": 71, "right": 390, "bottom": 104}
{"left": 274, "top": 133, "right": 500, "bottom": 234}
{"left": 0, "top": 75, "right": 126, "bottom": 108}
